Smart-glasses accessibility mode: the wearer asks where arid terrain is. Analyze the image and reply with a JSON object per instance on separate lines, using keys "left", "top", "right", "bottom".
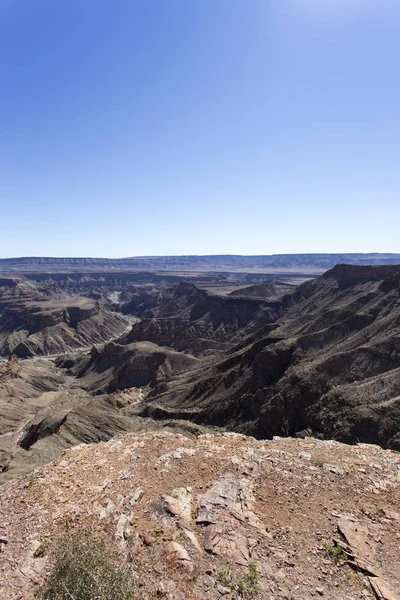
{"left": 0, "top": 257, "right": 399, "bottom": 599}
{"left": 1, "top": 432, "right": 399, "bottom": 599}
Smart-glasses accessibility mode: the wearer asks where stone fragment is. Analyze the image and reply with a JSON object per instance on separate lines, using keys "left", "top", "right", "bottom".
{"left": 378, "top": 508, "right": 400, "bottom": 522}
{"left": 156, "top": 579, "right": 186, "bottom": 599}
{"left": 142, "top": 533, "right": 156, "bottom": 546}
{"left": 197, "top": 473, "right": 240, "bottom": 524}
{"left": 178, "top": 520, "right": 202, "bottom": 553}
{"left": 337, "top": 515, "right": 400, "bottom": 598}
{"left": 197, "top": 472, "right": 265, "bottom": 535}
{"left": 217, "top": 583, "right": 231, "bottom": 595}
{"left": 324, "top": 464, "right": 345, "bottom": 475}
{"left": 165, "top": 541, "right": 193, "bottom": 572}
{"left": 162, "top": 487, "right": 192, "bottom": 523}
{"left": 298, "top": 451, "right": 311, "bottom": 460}
{"left": 116, "top": 514, "right": 130, "bottom": 540}
{"left": 105, "top": 499, "right": 117, "bottom": 515}
{"left": 130, "top": 536, "right": 144, "bottom": 556}
{"left": 130, "top": 488, "right": 144, "bottom": 506}
{"left": 337, "top": 516, "right": 376, "bottom": 574}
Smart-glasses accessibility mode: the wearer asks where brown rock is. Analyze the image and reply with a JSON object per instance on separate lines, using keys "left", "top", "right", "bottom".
{"left": 203, "top": 522, "right": 249, "bottom": 565}
{"left": 161, "top": 487, "right": 192, "bottom": 523}
{"left": 337, "top": 516, "right": 377, "bottom": 574}
{"left": 165, "top": 541, "right": 194, "bottom": 572}
{"left": 369, "top": 577, "right": 400, "bottom": 600}
{"left": 142, "top": 532, "right": 156, "bottom": 546}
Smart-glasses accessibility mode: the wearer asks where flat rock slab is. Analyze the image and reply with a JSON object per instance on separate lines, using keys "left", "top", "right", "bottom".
{"left": 203, "top": 521, "right": 250, "bottom": 566}
{"left": 197, "top": 473, "right": 240, "bottom": 524}
{"left": 338, "top": 515, "right": 377, "bottom": 571}
{"left": 369, "top": 577, "right": 400, "bottom": 600}
{"left": 337, "top": 516, "right": 399, "bottom": 600}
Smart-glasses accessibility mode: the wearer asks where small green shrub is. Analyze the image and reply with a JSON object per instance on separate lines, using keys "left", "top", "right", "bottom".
{"left": 217, "top": 562, "right": 260, "bottom": 598}
{"left": 35, "top": 529, "right": 135, "bottom": 600}
{"left": 323, "top": 542, "right": 348, "bottom": 563}
{"left": 236, "top": 562, "right": 260, "bottom": 598}
{"left": 216, "top": 565, "right": 235, "bottom": 587}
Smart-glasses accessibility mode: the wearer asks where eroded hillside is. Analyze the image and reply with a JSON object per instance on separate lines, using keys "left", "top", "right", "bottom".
{"left": 138, "top": 265, "right": 400, "bottom": 449}
{"left": 118, "top": 282, "right": 281, "bottom": 354}
{"left": 0, "top": 276, "right": 129, "bottom": 357}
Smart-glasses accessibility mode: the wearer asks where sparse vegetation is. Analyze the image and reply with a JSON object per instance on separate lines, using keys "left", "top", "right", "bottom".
{"left": 35, "top": 529, "right": 135, "bottom": 600}
{"left": 343, "top": 564, "right": 365, "bottom": 583}
{"left": 33, "top": 539, "right": 50, "bottom": 558}
{"left": 217, "top": 565, "right": 235, "bottom": 587}
{"left": 280, "top": 424, "right": 290, "bottom": 437}
{"left": 217, "top": 562, "right": 260, "bottom": 598}
{"left": 323, "top": 541, "right": 348, "bottom": 563}
{"left": 236, "top": 562, "right": 260, "bottom": 598}
{"left": 312, "top": 453, "right": 326, "bottom": 467}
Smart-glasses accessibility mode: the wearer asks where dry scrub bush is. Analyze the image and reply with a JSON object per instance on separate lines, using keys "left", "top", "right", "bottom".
{"left": 35, "top": 529, "right": 135, "bottom": 600}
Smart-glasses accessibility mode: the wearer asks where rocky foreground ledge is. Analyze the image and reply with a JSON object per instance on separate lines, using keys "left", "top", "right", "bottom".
{"left": 0, "top": 432, "right": 399, "bottom": 600}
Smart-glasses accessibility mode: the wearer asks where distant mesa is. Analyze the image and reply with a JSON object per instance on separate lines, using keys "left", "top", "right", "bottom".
{"left": 1, "top": 253, "right": 400, "bottom": 274}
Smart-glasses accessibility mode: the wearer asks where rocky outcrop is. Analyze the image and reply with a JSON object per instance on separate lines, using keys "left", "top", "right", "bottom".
{"left": 4, "top": 298, "right": 97, "bottom": 329}
{"left": 0, "top": 276, "right": 131, "bottom": 357}
{"left": 0, "top": 357, "right": 66, "bottom": 435}
{"left": 0, "top": 432, "right": 399, "bottom": 599}
{"left": 0, "top": 353, "right": 209, "bottom": 482}
{"left": 119, "top": 317, "right": 234, "bottom": 353}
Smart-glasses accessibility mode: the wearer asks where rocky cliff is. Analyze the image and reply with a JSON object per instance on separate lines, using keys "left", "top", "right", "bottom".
{"left": 119, "top": 282, "right": 280, "bottom": 355}
{"left": 0, "top": 280, "right": 129, "bottom": 357}
{"left": 138, "top": 265, "right": 400, "bottom": 449}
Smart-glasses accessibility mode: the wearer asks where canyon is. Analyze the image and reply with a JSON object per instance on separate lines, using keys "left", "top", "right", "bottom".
{"left": 0, "top": 257, "right": 399, "bottom": 599}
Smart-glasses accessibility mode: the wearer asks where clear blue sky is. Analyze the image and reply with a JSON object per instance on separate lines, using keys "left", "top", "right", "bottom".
{"left": 0, "top": 0, "right": 399, "bottom": 258}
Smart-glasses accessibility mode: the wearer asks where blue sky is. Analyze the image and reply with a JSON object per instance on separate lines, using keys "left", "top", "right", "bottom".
{"left": 0, "top": 0, "right": 399, "bottom": 257}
